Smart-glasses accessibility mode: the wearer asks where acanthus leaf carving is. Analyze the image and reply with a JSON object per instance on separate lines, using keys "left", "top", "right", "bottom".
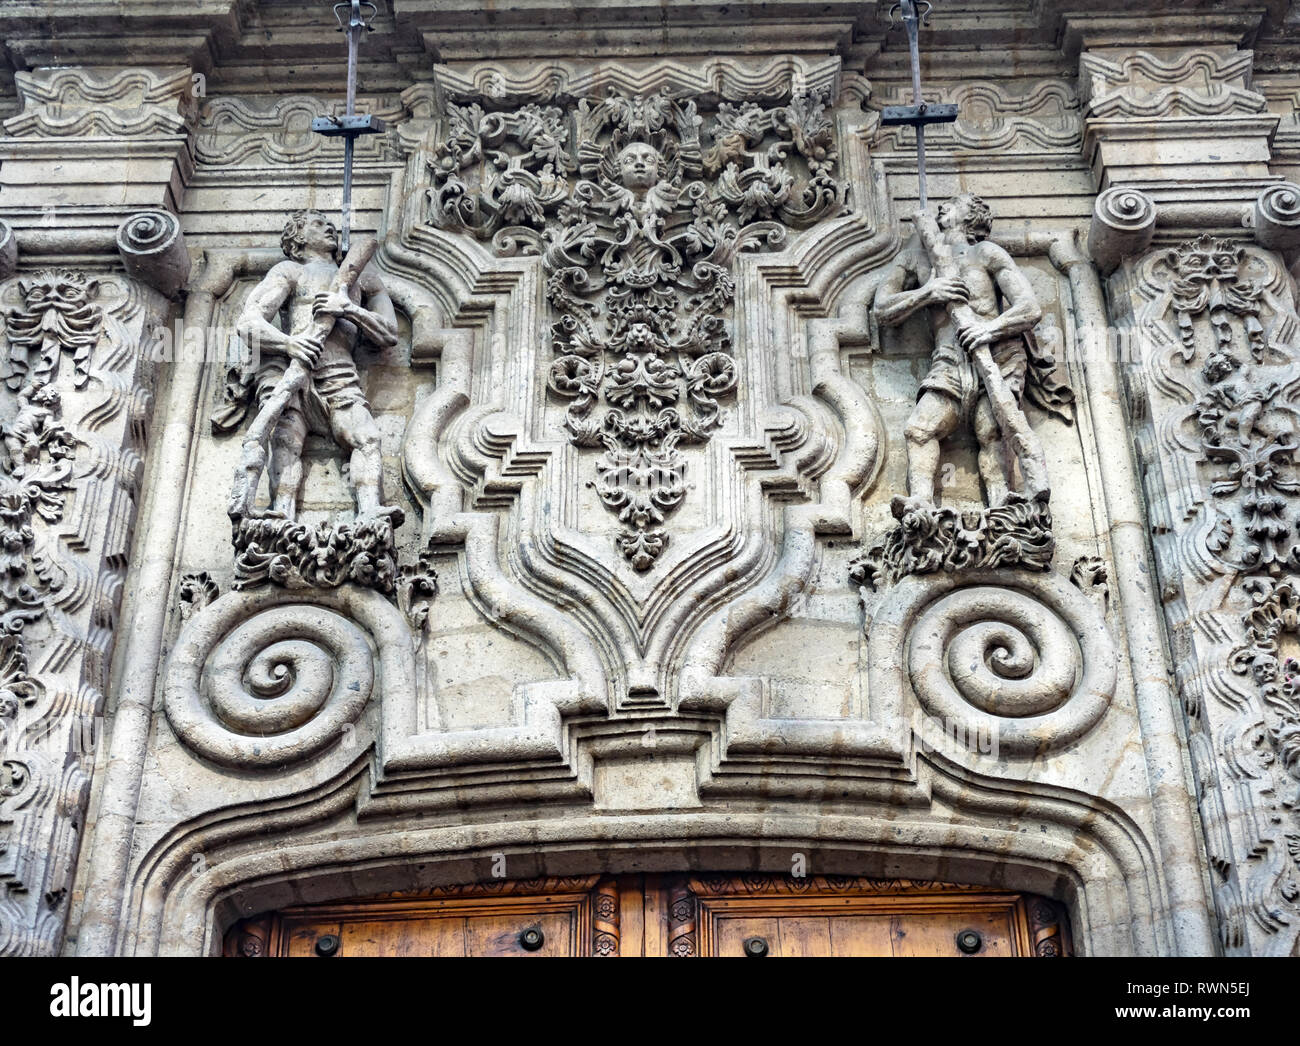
{"left": 1132, "top": 225, "right": 1300, "bottom": 952}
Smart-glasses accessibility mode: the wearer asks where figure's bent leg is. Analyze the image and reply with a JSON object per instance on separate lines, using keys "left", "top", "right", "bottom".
{"left": 268, "top": 407, "right": 308, "bottom": 519}
{"left": 974, "top": 396, "right": 1012, "bottom": 505}
{"left": 330, "top": 403, "right": 400, "bottom": 521}
{"left": 902, "top": 391, "right": 960, "bottom": 507}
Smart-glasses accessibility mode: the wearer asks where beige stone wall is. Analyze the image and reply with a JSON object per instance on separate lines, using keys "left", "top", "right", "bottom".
{"left": 0, "top": 0, "right": 1296, "bottom": 957}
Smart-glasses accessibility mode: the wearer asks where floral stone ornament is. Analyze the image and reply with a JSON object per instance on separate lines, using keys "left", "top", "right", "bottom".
{"left": 430, "top": 87, "right": 846, "bottom": 569}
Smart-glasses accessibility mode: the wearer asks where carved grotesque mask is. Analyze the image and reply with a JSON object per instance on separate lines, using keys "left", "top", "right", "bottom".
{"left": 17, "top": 272, "right": 95, "bottom": 314}
{"left": 1174, "top": 235, "right": 1243, "bottom": 282}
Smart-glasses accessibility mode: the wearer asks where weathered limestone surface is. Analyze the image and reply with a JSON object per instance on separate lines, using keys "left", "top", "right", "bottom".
{"left": 0, "top": 0, "right": 1296, "bottom": 957}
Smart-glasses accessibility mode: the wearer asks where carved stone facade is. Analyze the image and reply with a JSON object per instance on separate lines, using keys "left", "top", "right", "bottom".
{"left": 3, "top": 0, "right": 1300, "bottom": 958}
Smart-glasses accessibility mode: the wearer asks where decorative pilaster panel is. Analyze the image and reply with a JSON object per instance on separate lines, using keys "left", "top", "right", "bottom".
{"left": 0, "top": 242, "right": 174, "bottom": 955}
{"left": 1108, "top": 225, "right": 1300, "bottom": 955}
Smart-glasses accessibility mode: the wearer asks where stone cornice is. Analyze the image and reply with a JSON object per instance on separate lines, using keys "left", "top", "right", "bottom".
{"left": 0, "top": 1, "right": 246, "bottom": 75}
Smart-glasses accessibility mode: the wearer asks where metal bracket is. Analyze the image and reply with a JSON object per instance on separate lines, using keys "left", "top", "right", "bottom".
{"left": 311, "top": 114, "right": 386, "bottom": 137}
{"left": 880, "top": 103, "right": 958, "bottom": 127}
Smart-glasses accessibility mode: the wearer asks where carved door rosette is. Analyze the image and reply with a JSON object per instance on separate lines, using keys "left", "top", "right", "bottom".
{"left": 1112, "top": 207, "right": 1300, "bottom": 955}
{"left": 395, "top": 59, "right": 909, "bottom": 791}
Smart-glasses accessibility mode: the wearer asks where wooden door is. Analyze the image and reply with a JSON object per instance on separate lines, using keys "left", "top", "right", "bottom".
{"left": 225, "top": 874, "right": 1070, "bottom": 957}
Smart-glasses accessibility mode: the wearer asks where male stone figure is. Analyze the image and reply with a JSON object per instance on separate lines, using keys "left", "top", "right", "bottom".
{"left": 234, "top": 209, "right": 400, "bottom": 521}
{"left": 874, "top": 193, "right": 1071, "bottom": 511}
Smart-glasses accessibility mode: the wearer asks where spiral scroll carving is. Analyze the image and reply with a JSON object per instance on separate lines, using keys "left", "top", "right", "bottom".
{"left": 903, "top": 574, "right": 1116, "bottom": 755}
{"left": 1094, "top": 186, "right": 1157, "bottom": 234}
{"left": 1088, "top": 186, "right": 1156, "bottom": 273}
{"left": 165, "top": 598, "right": 376, "bottom": 769}
{"left": 1255, "top": 182, "right": 1300, "bottom": 252}
{"left": 116, "top": 210, "right": 182, "bottom": 257}
{"left": 115, "top": 209, "right": 189, "bottom": 297}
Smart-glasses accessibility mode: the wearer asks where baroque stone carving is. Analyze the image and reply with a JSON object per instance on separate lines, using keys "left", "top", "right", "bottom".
{"left": 3, "top": 68, "right": 195, "bottom": 139}
{"left": 430, "top": 87, "right": 845, "bottom": 567}
{"left": 163, "top": 588, "right": 405, "bottom": 770}
{"left": 854, "top": 194, "right": 1074, "bottom": 587}
{"left": 215, "top": 210, "right": 403, "bottom": 595}
{"left": 422, "top": 55, "right": 843, "bottom": 110}
{"left": 875, "top": 570, "right": 1115, "bottom": 756}
{"left": 0, "top": 265, "right": 163, "bottom": 956}
{"left": 1126, "top": 227, "right": 1300, "bottom": 953}
{"left": 176, "top": 572, "right": 219, "bottom": 622}
{"left": 196, "top": 95, "right": 400, "bottom": 167}
{"left": 4, "top": 270, "right": 104, "bottom": 391}
{"left": 1230, "top": 580, "right": 1300, "bottom": 808}
{"left": 1081, "top": 50, "right": 1267, "bottom": 120}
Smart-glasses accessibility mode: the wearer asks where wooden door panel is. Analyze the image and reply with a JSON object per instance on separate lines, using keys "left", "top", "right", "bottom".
{"left": 671, "top": 876, "right": 1067, "bottom": 956}
{"left": 226, "top": 873, "right": 1071, "bottom": 957}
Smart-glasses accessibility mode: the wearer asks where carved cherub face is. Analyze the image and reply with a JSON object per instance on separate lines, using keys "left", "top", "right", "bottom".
{"left": 616, "top": 143, "right": 661, "bottom": 191}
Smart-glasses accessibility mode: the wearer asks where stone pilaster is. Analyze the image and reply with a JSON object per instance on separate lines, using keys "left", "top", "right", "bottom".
{"left": 1076, "top": 10, "right": 1300, "bottom": 955}
{"left": 0, "top": 63, "right": 192, "bottom": 954}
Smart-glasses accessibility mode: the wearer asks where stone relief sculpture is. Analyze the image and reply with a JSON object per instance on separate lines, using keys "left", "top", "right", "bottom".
{"left": 4, "top": 270, "right": 103, "bottom": 391}
{"left": 0, "top": 236, "right": 171, "bottom": 954}
{"left": 430, "top": 86, "right": 845, "bottom": 569}
{"left": 214, "top": 209, "right": 404, "bottom": 595}
{"left": 1124, "top": 228, "right": 1300, "bottom": 950}
{"left": 853, "top": 194, "right": 1074, "bottom": 589}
